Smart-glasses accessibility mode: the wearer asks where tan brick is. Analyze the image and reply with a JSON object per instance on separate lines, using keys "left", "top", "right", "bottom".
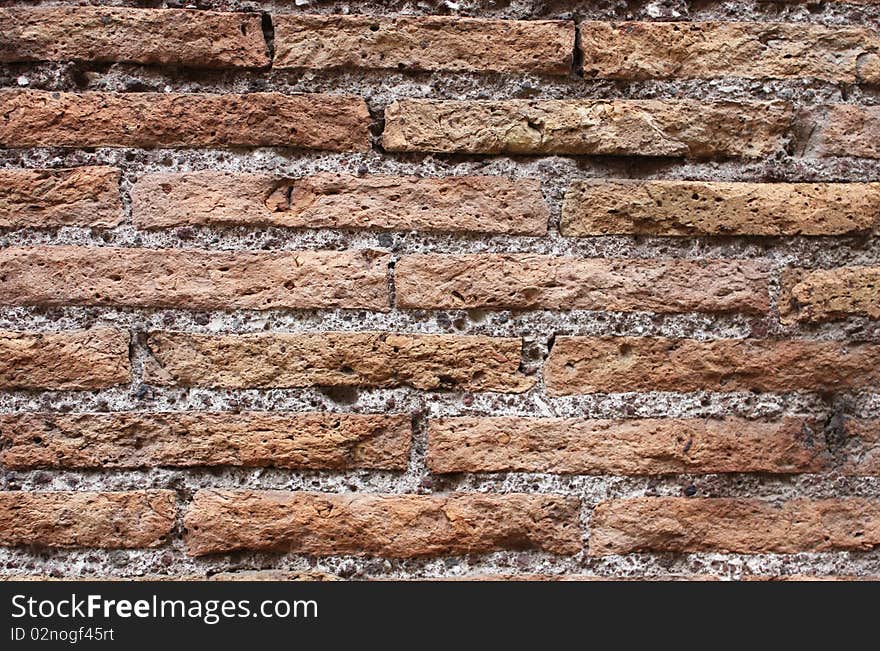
{"left": 590, "top": 498, "right": 880, "bottom": 555}
{"left": 0, "top": 90, "right": 370, "bottom": 151}
{"left": 0, "top": 167, "right": 122, "bottom": 229}
{"left": 0, "top": 246, "right": 390, "bottom": 311}
{"left": 561, "top": 180, "right": 879, "bottom": 237}
{"left": 131, "top": 172, "right": 549, "bottom": 235}
{"left": 804, "top": 105, "right": 880, "bottom": 158}
{"left": 579, "top": 21, "right": 880, "bottom": 83}
{"left": 0, "top": 329, "right": 130, "bottom": 391}
{"left": 184, "top": 490, "right": 581, "bottom": 557}
{"left": 0, "top": 412, "right": 411, "bottom": 471}
{"left": 781, "top": 266, "right": 880, "bottom": 322}
{"left": 544, "top": 336, "right": 880, "bottom": 394}
{"left": 0, "top": 8, "right": 269, "bottom": 68}
{"left": 144, "top": 331, "right": 533, "bottom": 393}
{"left": 427, "top": 416, "right": 828, "bottom": 475}
{"left": 381, "top": 99, "right": 792, "bottom": 158}
{"left": 0, "top": 491, "right": 175, "bottom": 549}
{"left": 395, "top": 254, "right": 769, "bottom": 313}
{"left": 274, "top": 15, "right": 574, "bottom": 74}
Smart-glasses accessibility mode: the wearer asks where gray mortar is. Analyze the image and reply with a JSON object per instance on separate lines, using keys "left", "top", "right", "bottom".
{"left": 1, "top": 0, "right": 879, "bottom": 580}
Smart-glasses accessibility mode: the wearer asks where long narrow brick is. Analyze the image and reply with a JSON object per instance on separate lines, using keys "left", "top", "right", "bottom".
{"left": 0, "top": 246, "right": 390, "bottom": 311}
{"left": 427, "top": 416, "right": 828, "bottom": 475}
{"left": 0, "top": 329, "right": 130, "bottom": 390}
{"left": 544, "top": 336, "right": 880, "bottom": 395}
{"left": 0, "top": 412, "right": 411, "bottom": 470}
{"left": 184, "top": 490, "right": 581, "bottom": 557}
{"left": 781, "top": 266, "right": 880, "bottom": 322}
{"left": 579, "top": 21, "right": 880, "bottom": 83}
{"left": 381, "top": 99, "right": 792, "bottom": 158}
{"left": 274, "top": 15, "right": 574, "bottom": 74}
{"left": 561, "top": 180, "right": 880, "bottom": 237}
{"left": 590, "top": 498, "right": 880, "bottom": 555}
{"left": 0, "top": 491, "right": 175, "bottom": 549}
{"left": 0, "top": 8, "right": 269, "bottom": 68}
{"left": 144, "top": 331, "right": 534, "bottom": 393}
{"left": 0, "top": 90, "right": 370, "bottom": 151}
{"left": 0, "top": 167, "right": 122, "bottom": 229}
{"left": 395, "top": 254, "right": 769, "bottom": 313}
{"left": 131, "top": 172, "right": 549, "bottom": 235}
{"left": 803, "top": 105, "right": 880, "bottom": 158}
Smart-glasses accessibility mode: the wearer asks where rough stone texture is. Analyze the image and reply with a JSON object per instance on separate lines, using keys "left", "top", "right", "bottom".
{"left": 0, "top": 412, "right": 411, "bottom": 471}
{"left": 0, "top": 245, "right": 390, "bottom": 311}
{"left": 781, "top": 266, "right": 880, "bottom": 322}
{"left": 395, "top": 254, "right": 770, "bottom": 313}
{"left": 145, "top": 331, "right": 534, "bottom": 392}
{"left": 0, "top": 90, "right": 370, "bottom": 150}
{"left": 0, "top": 491, "right": 175, "bottom": 549}
{"left": 0, "top": 328, "right": 130, "bottom": 390}
{"left": 804, "top": 104, "right": 880, "bottom": 158}
{"left": 590, "top": 498, "right": 880, "bottom": 555}
{"left": 579, "top": 21, "right": 880, "bottom": 83}
{"left": 544, "top": 336, "right": 880, "bottom": 394}
{"left": 273, "top": 15, "right": 574, "bottom": 74}
{"left": 184, "top": 490, "right": 581, "bottom": 557}
{"left": 841, "top": 419, "right": 880, "bottom": 475}
{"left": 561, "top": 180, "right": 880, "bottom": 237}
{"left": 131, "top": 172, "right": 549, "bottom": 235}
{"left": 0, "top": 167, "right": 123, "bottom": 229}
{"left": 0, "top": 8, "right": 269, "bottom": 68}
{"left": 427, "top": 416, "right": 829, "bottom": 475}
{"left": 381, "top": 99, "right": 793, "bottom": 158}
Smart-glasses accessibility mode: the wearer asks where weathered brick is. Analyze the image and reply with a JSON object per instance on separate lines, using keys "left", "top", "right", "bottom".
{"left": 0, "top": 90, "right": 370, "bottom": 151}
{"left": 579, "top": 21, "right": 880, "bottom": 83}
{"left": 804, "top": 105, "right": 880, "bottom": 158}
{"left": 184, "top": 490, "right": 581, "bottom": 557}
{"left": 0, "top": 491, "right": 175, "bottom": 549}
{"left": 544, "top": 336, "right": 880, "bottom": 394}
{"left": 0, "top": 8, "right": 269, "bottom": 68}
{"left": 395, "top": 254, "right": 769, "bottom": 313}
{"left": 427, "top": 416, "right": 828, "bottom": 475}
{"left": 839, "top": 419, "right": 880, "bottom": 475}
{"left": 0, "top": 167, "right": 122, "bottom": 229}
{"left": 0, "top": 246, "right": 390, "bottom": 311}
{"left": 0, "top": 329, "right": 130, "bottom": 390}
{"left": 0, "top": 412, "right": 411, "bottom": 471}
{"left": 131, "top": 172, "right": 549, "bottom": 235}
{"left": 145, "top": 331, "right": 533, "bottom": 392}
{"left": 590, "top": 498, "right": 880, "bottom": 555}
{"left": 781, "top": 266, "right": 880, "bottom": 322}
{"left": 381, "top": 99, "right": 792, "bottom": 158}
{"left": 561, "top": 180, "right": 879, "bottom": 237}
{"left": 273, "top": 15, "right": 574, "bottom": 74}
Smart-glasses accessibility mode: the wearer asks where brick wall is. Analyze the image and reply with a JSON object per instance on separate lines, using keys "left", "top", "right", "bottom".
{"left": 0, "top": 0, "right": 879, "bottom": 581}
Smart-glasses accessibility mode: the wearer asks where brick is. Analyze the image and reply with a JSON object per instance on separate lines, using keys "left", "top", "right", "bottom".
{"left": 561, "top": 180, "right": 879, "bottom": 237}
{"left": 0, "top": 329, "right": 130, "bottom": 391}
{"left": 0, "top": 8, "right": 269, "bottom": 68}
{"left": 804, "top": 105, "right": 880, "bottom": 158}
{"left": 0, "top": 491, "right": 175, "bottom": 549}
{"left": 395, "top": 254, "right": 769, "bottom": 313}
{"left": 590, "top": 498, "right": 880, "bottom": 555}
{"left": 381, "top": 99, "right": 792, "bottom": 158}
{"left": 781, "top": 266, "right": 880, "bottom": 322}
{"left": 184, "top": 490, "right": 581, "bottom": 557}
{"left": 427, "top": 416, "right": 828, "bottom": 475}
{"left": 144, "top": 331, "right": 533, "bottom": 393}
{"left": 0, "top": 246, "right": 389, "bottom": 311}
{"left": 0, "top": 412, "right": 410, "bottom": 471}
{"left": 131, "top": 172, "right": 549, "bottom": 236}
{"left": 0, "top": 90, "right": 370, "bottom": 151}
{"left": 273, "top": 15, "right": 574, "bottom": 74}
{"left": 544, "top": 336, "right": 880, "bottom": 394}
{"left": 579, "top": 21, "right": 880, "bottom": 83}
{"left": 838, "top": 419, "right": 880, "bottom": 475}
{"left": 0, "top": 167, "right": 122, "bottom": 229}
